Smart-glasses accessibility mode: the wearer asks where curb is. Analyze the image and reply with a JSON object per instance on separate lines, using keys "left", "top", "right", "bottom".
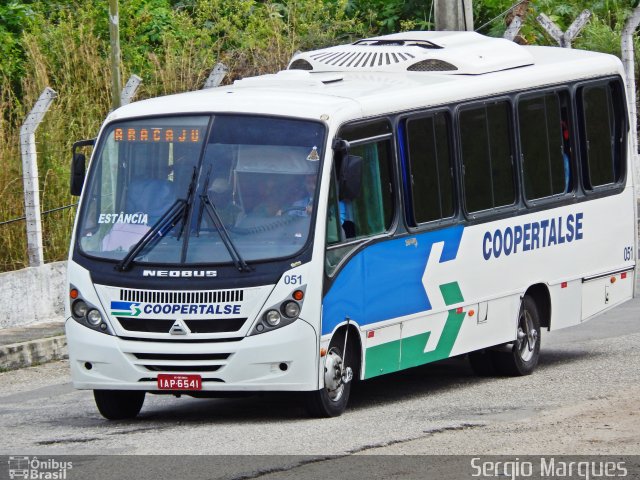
{"left": 0, "top": 336, "right": 68, "bottom": 371}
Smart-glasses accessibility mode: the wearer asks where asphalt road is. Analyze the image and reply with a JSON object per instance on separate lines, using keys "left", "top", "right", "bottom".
{"left": 0, "top": 293, "right": 639, "bottom": 478}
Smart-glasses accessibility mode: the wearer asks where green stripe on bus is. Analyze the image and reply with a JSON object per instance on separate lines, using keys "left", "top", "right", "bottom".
{"left": 364, "top": 339, "right": 402, "bottom": 378}
{"left": 399, "top": 308, "right": 466, "bottom": 370}
{"left": 439, "top": 281, "right": 463, "bottom": 305}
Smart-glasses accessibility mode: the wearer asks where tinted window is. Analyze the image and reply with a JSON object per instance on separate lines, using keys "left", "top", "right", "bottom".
{"left": 518, "top": 92, "right": 568, "bottom": 200}
{"left": 406, "top": 112, "right": 454, "bottom": 224}
{"left": 580, "top": 81, "right": 625, "bottom": 188}
{"left": 459, "top": 101, "right": 515, "bottom": 213}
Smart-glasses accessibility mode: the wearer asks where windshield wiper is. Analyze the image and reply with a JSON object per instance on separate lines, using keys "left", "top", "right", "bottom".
{"left": 115, "top": 199, "right": 186, "bottom": 272}
{"left": 116, "top": 167, "right": 199, "bottom": 272}
{"left": 177, "top": 167, "right": 198, "bottom": 240}
{"left": 200, "top": 193, "right": 252, "bottom": 272}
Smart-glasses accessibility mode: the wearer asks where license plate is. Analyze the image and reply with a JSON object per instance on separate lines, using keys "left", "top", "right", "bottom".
{"left": 157, "top": 374, "right": 202, "bottom": 390}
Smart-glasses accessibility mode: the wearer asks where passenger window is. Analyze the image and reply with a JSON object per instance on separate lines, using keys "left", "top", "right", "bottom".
{"left": 518, "top": 92, "right": 569, "bottom": 200}
{"left": 580, "top": 81, "right": 625, "bottom": 189}
{"left": 459, "top": 101, "right": 515, "bottom": 213}
{"left": 406, "top": 112, "right": 454, "bottom": 225}
{"left": 326, "top": 120, "right": 395, "bottom": 274}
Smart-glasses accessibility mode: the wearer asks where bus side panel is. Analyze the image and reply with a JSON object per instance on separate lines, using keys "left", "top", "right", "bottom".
{"left": 548, "top": 279, "right": 582, "bottom": 330}
{"left": 323, "top": 226, "right": 467, "bottom": 380}
{"left": 582, "top": 273, "right": 634, "bottom": 321}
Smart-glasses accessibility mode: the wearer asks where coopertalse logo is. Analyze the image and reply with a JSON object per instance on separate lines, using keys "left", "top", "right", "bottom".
{"left": 110, "top": 301, "right": 142, "bottom": 317}
{"left": 142, "top": 270, "right": 217, "bottom": 278}
{"left": 8, "top": 456, "right": 73, "bottom": 480}
{"left": 110, "top": 301, "right": 241, "bottom": 316}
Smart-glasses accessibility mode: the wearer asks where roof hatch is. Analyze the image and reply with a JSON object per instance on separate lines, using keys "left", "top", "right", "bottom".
{"left": 288, "top": 31, "right": 534, "bottom": 75}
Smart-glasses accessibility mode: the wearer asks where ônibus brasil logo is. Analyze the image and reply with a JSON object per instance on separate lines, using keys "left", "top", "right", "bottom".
{"left": 7, "top": 456, "right": 73, "bottom": 480}
{"left": 110, "top": 301, "right": 141, "bottom": 317}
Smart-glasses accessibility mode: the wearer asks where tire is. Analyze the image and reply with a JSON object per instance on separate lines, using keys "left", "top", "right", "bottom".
{"left": 94, "top": 390, "right": 145, "bottom": 420}
{"left": 493, "top": 295, "right": 541, "bottom": 376}
{"left": 306, "top": 335, "right": 355, "bottom": 418}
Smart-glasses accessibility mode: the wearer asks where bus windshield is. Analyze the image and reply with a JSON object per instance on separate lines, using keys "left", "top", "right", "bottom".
{"left": 77, "top": 115, "right": 325, "bottom": 266}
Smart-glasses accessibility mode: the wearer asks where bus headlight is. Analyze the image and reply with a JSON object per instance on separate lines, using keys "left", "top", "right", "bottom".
{"left": 250, "top": 287, "right": 307, "bottom": 336}
{"left": 68, "top": 285, "right": 112, "bottom": 335}
{"left": 72, "top": 300, "right": 89, "bottom": 319}
{"left": 265, "top": 310, "right": 282, "bottom": 326}
{"left": 86, "top": 309, "right": 103, "bottom": 326}
{"left": 281, "top": 301, "right": 300, "bottom": 318}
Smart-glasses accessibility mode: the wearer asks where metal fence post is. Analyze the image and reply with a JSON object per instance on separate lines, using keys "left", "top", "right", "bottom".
{"left": 537, "top": 10, "right": 591, "bottom": 48}
{"left": 503, "top": 16, "right": 523, "bottom": 41}
{"left": 19, "top": 87, "right": 57, "bottom": 267}
{"left": 203, "top": 63, "right": 228, "bottom": 89}
{"left": 120, "top": 74, "right": 142, "bottom": 106}
{"left": 621, "top": 6, "right": 640, "bottom": 194}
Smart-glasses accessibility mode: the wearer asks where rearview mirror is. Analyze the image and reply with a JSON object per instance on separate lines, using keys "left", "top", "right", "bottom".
{"left": 70, "top": 138, "right": 95, "bottom": 196}
{"left": 70, "top": 153, "right": 86, "bottom": 196}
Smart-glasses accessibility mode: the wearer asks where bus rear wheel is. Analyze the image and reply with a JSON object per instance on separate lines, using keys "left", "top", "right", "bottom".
{"left": 94, "top": 390, "right": 145, "bottom": 420}
{"left": 306, "top": 340, "right": 354, "bottom": 418}
{"left": 494, "top": 295, "right": 541, "bottom": 376}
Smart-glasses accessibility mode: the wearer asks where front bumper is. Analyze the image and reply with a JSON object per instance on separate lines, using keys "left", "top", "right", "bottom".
{"left": 66, "top": 318, "right": 318, "bottom": 391}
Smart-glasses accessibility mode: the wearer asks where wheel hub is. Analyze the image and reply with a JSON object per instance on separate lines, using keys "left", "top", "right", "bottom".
{"left": 324, "top": 349, "right": 352, "bottom": 401}
{"left": 516, "top": 310, "right": 538, "bottom": 361}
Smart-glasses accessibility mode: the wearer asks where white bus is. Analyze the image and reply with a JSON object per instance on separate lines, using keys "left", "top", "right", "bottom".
{"left": 66, "top": 31, "right": 636, "bottom": 420}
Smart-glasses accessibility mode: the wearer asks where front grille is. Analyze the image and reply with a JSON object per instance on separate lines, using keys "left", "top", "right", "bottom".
{"left": 133, "top": 353, "right": 230, "bottom": 361}
{"left": 130, "top": 352, "right": 231, "bottom": 373}
{"left": 119, "top": 288, "right": 244, "bottom": 304}
{"left": 117, "top": 317, "right": 246, "bottom": 333}
{"left": 143, "top": 364, "right": 222, "bottom": 372}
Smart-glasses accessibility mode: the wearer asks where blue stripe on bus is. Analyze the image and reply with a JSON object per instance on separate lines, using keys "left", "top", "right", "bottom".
{"left": 322, "top": 225, "right": 464, "bottom": 335}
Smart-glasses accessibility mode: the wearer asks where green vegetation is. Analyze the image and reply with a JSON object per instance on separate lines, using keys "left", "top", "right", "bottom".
{"left": 0, "top": 0, "right": 638, "bottom": 271}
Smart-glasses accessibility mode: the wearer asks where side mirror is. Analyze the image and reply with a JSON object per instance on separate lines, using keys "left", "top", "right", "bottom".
{"left": 70, "top": 138, "right": 95, "bottom": 196}
{"left": 339, "top": 154, "right": 363, "bottom": 201}
{"left": 70, "top": 153, "right": 86, "bottom": 196}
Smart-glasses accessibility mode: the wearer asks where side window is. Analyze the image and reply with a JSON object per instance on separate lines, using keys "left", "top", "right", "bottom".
{"left": 518, "top": 91, "right": 570, "bottom": 200}
{"left": 405, "top": 112, "right": 455, "bottom": 225}
{"left": 579, "top": 81, "right": 626, "bottom": 189}
{"left": 459, "top": 101, "right": 515, "bottom": 213}
{"left": 326, "top": 120, "right": 395, "bottom": 274}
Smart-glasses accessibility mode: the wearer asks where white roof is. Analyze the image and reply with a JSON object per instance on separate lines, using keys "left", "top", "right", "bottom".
{"left": 107, "top": 32, "right": 625, "bottom": 126}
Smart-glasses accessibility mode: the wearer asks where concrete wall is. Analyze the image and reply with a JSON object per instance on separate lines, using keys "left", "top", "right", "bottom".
{"left": 0, "top": 261, "right": 66, "bottom": 328}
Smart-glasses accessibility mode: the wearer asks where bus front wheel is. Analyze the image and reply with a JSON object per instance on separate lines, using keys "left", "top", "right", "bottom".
{"left": 94, "top": 390, "right": 145, "bottom": 420}
{"left": 306, "top": 340, "right": 354, "bottom": 418}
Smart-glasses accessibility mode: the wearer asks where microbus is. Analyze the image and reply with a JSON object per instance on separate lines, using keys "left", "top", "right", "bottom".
{"left": 66, "top": 31, "right": 636, "bottom": 419}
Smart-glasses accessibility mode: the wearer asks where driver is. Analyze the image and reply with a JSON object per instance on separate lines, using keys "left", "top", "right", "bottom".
{"left": 277, "top": 174, "right": 316, "bottom": 217}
